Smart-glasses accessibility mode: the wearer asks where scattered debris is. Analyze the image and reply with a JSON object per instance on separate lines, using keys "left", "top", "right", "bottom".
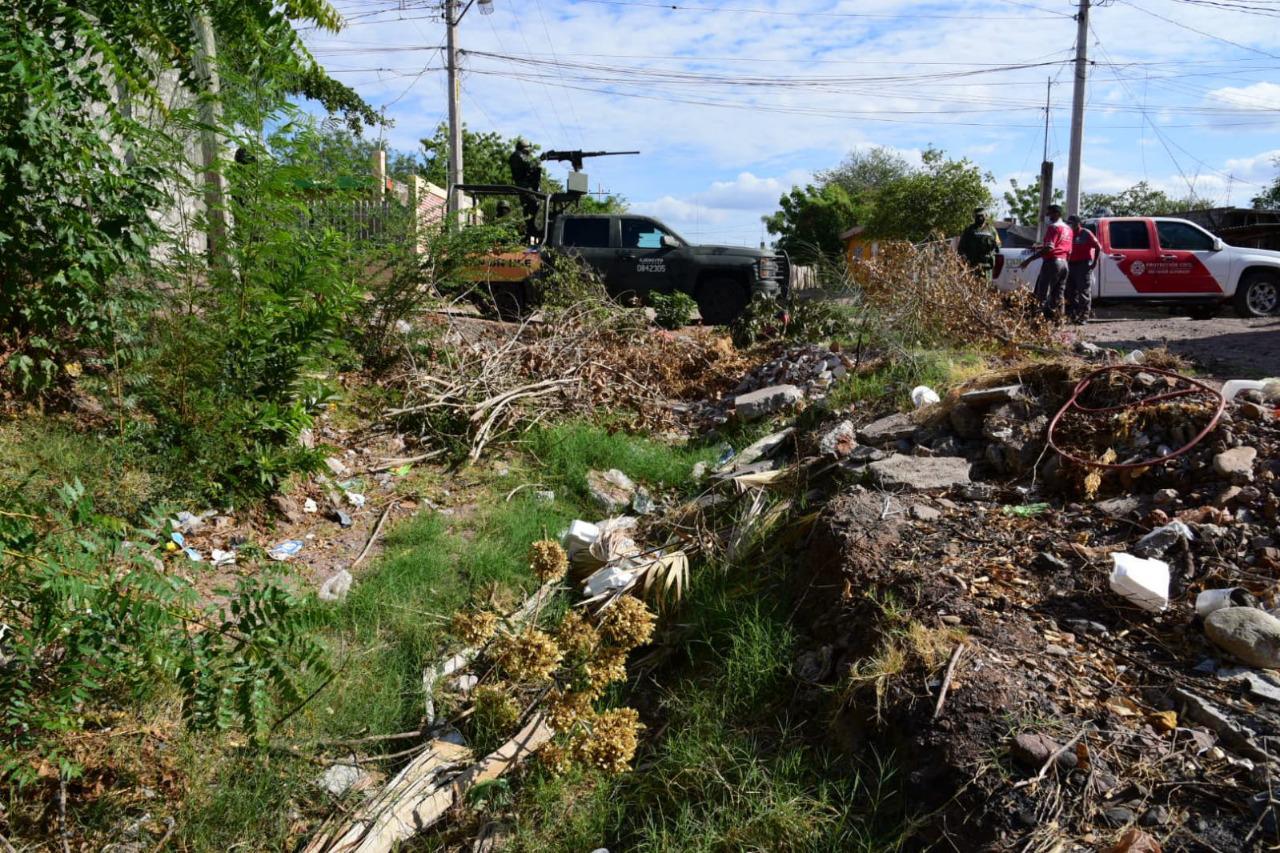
{"left": 586, "top": 469, "right": 637, "bottom": 513}
{"left": 1203, "top": 606, "right": 1280, "bottom": 669}
{"left": 269, "top": 539, "right": 305, "bottom": 562}
{"left": 867, "top": 454, "right": 971, "bottom": 491}
{"left": 318, "top": 569, "right": 353, "bottom": 602}
{"left": 1109, "top": 552, "right": 1170, "bottom": 612}
{"left": 734, "top": 383, "right": 803, "bottom": 421}
{"left": 911, "top": 385, "right": 940, "bottom": 408}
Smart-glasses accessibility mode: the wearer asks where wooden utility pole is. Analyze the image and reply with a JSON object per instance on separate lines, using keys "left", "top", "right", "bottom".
{"left": 445, "top": 0, "right": 464, "bottom": 218}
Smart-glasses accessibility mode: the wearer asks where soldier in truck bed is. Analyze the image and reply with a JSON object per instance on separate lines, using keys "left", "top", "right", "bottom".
{"left": 508, "top": 138, "right": 543, "bottom": 242}
{"left": 956, "top": 207, "right": 1001, "bottom": 283}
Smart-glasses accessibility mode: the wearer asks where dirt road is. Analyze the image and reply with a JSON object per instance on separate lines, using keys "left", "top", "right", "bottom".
{"left": 1080, "top": 308, "right": 1280, "bottom": 380}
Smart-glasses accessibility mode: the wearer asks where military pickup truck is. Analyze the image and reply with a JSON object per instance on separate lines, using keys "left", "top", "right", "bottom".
{"left": 460, "top": 186, "right": 790, "bottom": 324}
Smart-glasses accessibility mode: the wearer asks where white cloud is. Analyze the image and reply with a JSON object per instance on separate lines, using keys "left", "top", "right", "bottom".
{"left": 1207, "top": 82, "right": 1280, "bottom": 112}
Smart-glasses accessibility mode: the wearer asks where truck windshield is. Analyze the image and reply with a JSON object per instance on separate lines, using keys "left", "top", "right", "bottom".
{"left": 621, "top": 218, "right": 680, "bottom": 249}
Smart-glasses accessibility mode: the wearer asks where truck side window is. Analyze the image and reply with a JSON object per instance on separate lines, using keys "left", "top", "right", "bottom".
{"left": 561, "top": 218, "right": 610, "bottom": 248}
{"left": 621, "top": 218, "right": 668, "bottom": 250}
{"left": 1156, "top": 221, "right": 1215, "bottom": 251}
{"left": 1109, "top": 221, "right": 1150, "bottom": 250}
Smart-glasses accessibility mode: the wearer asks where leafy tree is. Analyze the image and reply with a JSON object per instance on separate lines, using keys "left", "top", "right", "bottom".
{"left": 1003, "top": 178, "right": 1063, "bottom": 225}
{"left": 1080, "top": 181, "right": 1216, "bottom": 217}
{"left": 865, "top": 148, "right": 993, "bottom": 242}
{"left": 1252, "top": 162, "right": 1280, "bottom": 209}
{"left": 763, "top": 183, "right": 860, "bottom": 262}
{"left": 818, "top": 146, "right": 912, "bottom": 199}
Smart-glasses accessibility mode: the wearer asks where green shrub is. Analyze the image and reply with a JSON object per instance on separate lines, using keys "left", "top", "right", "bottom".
{"left": 0, "top": 482, "right": 328, "bottom": 783}
{"left": 648, "top": 291, "right": 697, "bottom": 330}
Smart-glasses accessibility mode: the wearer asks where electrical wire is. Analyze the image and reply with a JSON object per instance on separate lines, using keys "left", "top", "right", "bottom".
{"left": 1114, "top": 0, "right": 1280, "bottom": 58}
{"left": 572, "top": 0, "right": 1075, "bottom": 20}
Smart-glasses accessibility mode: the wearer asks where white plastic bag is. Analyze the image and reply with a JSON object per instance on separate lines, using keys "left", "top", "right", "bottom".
{"left": 910, "top": 386, "right": 940, "bottom": 408}
{"left": 319, "top": 569, "right": 353, "bottom": 602}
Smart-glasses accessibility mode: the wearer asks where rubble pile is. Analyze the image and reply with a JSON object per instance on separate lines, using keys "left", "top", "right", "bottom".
{"left": 686, "top": 343, "right": 855, "bottom": 426}
{"left": 679, "top": 345, "right": 1280, "bottom": 849}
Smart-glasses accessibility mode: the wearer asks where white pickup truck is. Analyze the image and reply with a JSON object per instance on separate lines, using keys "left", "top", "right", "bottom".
{"left": 994, "top": 216, "right": 1280, "bottom": 318}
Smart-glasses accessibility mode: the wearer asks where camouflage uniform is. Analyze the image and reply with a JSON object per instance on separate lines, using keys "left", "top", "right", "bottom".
{"left": 957, "top": 219, "right": 1001, "bottom": 283}
{"left": 508, "top": 141, "right": 543, "bottom": 241}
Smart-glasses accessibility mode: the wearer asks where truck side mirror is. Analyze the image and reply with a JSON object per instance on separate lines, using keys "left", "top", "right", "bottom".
{"left": 661, "top": 234, "right": 680, "bottom": 249}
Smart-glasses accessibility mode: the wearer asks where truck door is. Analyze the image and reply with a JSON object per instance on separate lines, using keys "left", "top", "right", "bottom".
{"left": 1153, "top": 219, "right": 1229, "bottom": 295}
{"left": 1099, "top": 219, "right": 1160, "bottom": 297}
{"left": 614, "top": 217, "right": 682, "bottom": 301}
{"left": 558, "top": 216, "right": 614, "bottom": 279}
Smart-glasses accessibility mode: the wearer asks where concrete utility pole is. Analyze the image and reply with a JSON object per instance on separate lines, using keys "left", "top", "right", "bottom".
{"left": 190, "top": 7, "right": 227, "bottom": 261}
{"left": 445, "top": 0, "right": 464, "bottom": 217}
{"left": 1065, "top": 0, "right": 1090, "bottom": 216}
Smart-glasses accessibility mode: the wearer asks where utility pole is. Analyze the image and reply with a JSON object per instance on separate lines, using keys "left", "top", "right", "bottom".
{"left": 190, "top": 7, "right": 227, "bottom": 262}
{"left": 1065, "top": 0, "right": 1090, "bottom": 216}
{"left": 445, "top": 0, "right": 464, "bottom": 219}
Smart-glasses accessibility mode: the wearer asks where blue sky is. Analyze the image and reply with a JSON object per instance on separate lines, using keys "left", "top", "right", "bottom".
{"left": 304, "top": 0, "right": 1280, "bottom": 246}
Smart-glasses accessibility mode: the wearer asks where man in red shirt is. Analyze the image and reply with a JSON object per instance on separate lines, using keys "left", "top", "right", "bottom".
{"left": 1065, "top": 214, "right": 1102, "bottom": 323}
{"left": 1018, "top": 204, "right": 1071, "bottom": 321}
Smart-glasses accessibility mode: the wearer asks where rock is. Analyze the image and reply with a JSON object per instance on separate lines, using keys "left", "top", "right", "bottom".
{"left": 1240, "top": 401, "right": 1270, "bottom": 421}
{"left": 795, "top": 645, "right": 833, "bottom": 683}
{"left": 1213, "top": 446, "right": 1257, "bottom": 484}
{"left": 948, "top": 402, "right": 983, "bottom": 439}
{"left": 333, "top": 509, "right": 353, "bottom": 529}
{"left": 1035, "top": 552, "right": 1070, "bottom": 572}
{"left": 1045, "top": 644, "right": 1070, "bottom": 657}
{"left": 734, "top": 384, "right": 803, "bottom": 421}
{"left": 1095, "top": 496, "right": 1146, "bottom": 518}
{"left": 271, "top": 494, "right": 302, "bottom": 524}
{"left": 318, "top": 763, "right": 364, "bottom": 796}
{"left": 1133, "top": 521, "right": 1193, "bottom": 558}
{"left": 1217, "top": 667, "right": 1280, "bottom": 703}
{"left": 909, "top": 504, "right": 942, "bottom": 522}
{"left": 1172, "top": 686, "right": 1271, "bottom": 763}
{"left": 1075, "top": 340, "right": 1101, "bottom": 356}
{"left": 960, "top": 482, "right": 995, "bottom": 501}
{"left": 586, "top": 469, "right": 637, "bottom": 513}
{"left": 1063, "top": 618, "right": 1108, "bottom": 636}
{"left": 303, "top": 498, "right": 318, "bottom": 514}
{"left": 1214, "top": 485, "right": 1242, "bottom": 506}
{"left": 729, "top": 428, "right": 794, "bottom": 470}
{"left": 1153, "top": 488, "right": 1179, "bottom": 506}
{"left": 1204, "top": 607, "right": 1280, "bottom": 669}
{"left": 961, "top": 384, "right": 1024, "bottom": 405}
{"left": 631, "top": 488, "right": 655, "bottom": 515}
{"left": 324, "top": 456, "right": 349, "bottom": 477}
{"left": 1010, "top": 732, "right": 1077, "bottom": 769}
{"left": 857, "top": 412, "right": 918, "bottom": 446}
{"left": 1102, "top": 806, "right": 1135, "bottom": 827}
{"left": 868, "top": 455, "right": 971, "bottom": 491}
{"left": 818, "top": 421, "right": 857, "bottom": 458}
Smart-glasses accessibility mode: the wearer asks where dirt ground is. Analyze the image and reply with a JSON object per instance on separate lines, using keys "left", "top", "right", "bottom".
{"left": 1080, "top": 308, "right": 1280, "bottom": 381}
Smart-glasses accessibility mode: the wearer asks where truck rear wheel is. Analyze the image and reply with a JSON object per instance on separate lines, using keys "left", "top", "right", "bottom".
{"left": 694, "top": 276, "right": 749, "bottom": 325}
{"left": 469, "top": 281, "right": 530, "bottom": 322}
{"left": 1234, "top": 272, "right": 1280, "bottom": 318}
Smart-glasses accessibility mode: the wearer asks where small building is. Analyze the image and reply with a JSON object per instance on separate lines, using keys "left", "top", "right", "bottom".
{"left": 840, "top": 225, "right": 880, "bottom": 267}
{"left": 1166, "top": 207, "right": 1280, "bottom": 252}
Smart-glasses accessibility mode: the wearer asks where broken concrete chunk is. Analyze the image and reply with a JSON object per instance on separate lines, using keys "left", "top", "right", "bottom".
{"left": 586, "top": 469, "right": 637, "bottom": 513}
{"left": 818, "top": 420, "right": 857, "bottom": 458}
{"left": 734, "top": 384, "right": 803, "bottom": 421}
{"left": 1009, "top": 732, "right": 1077, "bottom": 769}
{"left": 960, "top": 384, "right": 1024, "bottom": 406}
{"left": 857, "top": 412, "right": 917, "bottom": 446}
{"left": 1204, "top": 606, "right": 1280, "bottom": 669}
{"left": 868, "top": 454, "right": 971, "bottom": 491}
{"left": 1171, "top": 686, "right": 1270, "bottom": 763}
{"left": 1213, "top": 446, "right": 1257, "bottom": 484}
{"left": 727, "top": 428, "right": 794, "bottom": 470}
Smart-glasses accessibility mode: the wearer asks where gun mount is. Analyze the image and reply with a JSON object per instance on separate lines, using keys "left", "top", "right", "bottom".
{"left": 538, "top": 150, "right": 640, "bottom": 172}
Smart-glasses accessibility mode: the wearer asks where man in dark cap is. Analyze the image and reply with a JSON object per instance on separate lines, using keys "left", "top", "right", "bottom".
{"left": 956, "top": 207, "right": 1001, "bottom": 284}
{"left": 508, "top": 138, "right": 543, "bottom": 242}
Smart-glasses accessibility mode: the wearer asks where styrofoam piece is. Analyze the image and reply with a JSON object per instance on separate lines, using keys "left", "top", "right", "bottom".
{"left": 1109, "top": 552, "right": 1169, "bottom": 612}
{"left": 911, "top": 386, "right": 941, "bottom": 408}
{"left": 1221, "top": 379, "right": 1266, "bottom": 402}
{"left": 561, "top": 520, "right": 600, "bottom": 558}
{"left": 583, "top": 565, "right": 638, "bottom": 598}
{"left": 1195, "top": 587, "right": 1257, "bottom": 618}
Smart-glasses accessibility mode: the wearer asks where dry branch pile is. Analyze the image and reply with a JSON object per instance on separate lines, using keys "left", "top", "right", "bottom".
{"left": 386, "top": 303, "right": 762, "bottom": 459}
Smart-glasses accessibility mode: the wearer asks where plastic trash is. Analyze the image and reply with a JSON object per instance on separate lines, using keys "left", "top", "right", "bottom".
{"left": 631, "top": 488, "right": 655, "bottom": 515}
{"left": 1196, "top": 587, "right": 1258, "bottom": 618}
{"left": 714, "top": 444, "right": 736, "bottom": 467}
{"left": 303, "top": 498, "right": 318, "bottom": 514}
{"left": 334, "top": 510, "right": 353, "bottom": 529}
{"left": 318, "top": 569, "right": 353, "bottom": 602}
{"left": 210, "top": 548, "right": 236, "bottom": 566}
{"left": 344, "top": 491, "right": 367, "bottom": 509}
{"left": 269, "top": 539, "right": 305, "bottom": 562}
{"left": 183, "top": 547, "right": 203, "bottom": 562}
{"left": 561, "top": 520, "right": 600, "bottom": 560}
{"left": 911, "top": 386, "right": 941, "bottom": 408}
{"left": 170, "top": 531, "right": 187, "bottom": 548}
{"left": 534, "top": 489, "right": 555, "bottom": 503}
{"left": 583, "top": 564, "right": 638, "bottom": 598}
{"left": 1123, "top": 349, "right": 1145, "bottom": 364}
{"left": 1220, "top": 379, "right": 1266, "bottom": 402}
{"left": 1110, "top": 552, "right": 1169, "bottom": 612}
{"left": 587, "top": 517, "right": 640, "bottom": 566}
{"left": 1133, "top": 520, "right": 1194, "bottom": 558}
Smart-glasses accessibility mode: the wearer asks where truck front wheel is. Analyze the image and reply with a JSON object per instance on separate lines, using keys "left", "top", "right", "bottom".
{"left": 694, "top": 276, "right": 750, "bottom": 325}
{"left": 1234, "top": 272, "right": 1280, "bottom": 318}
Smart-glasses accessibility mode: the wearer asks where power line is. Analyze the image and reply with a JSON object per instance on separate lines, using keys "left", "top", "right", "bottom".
{"left": 1115, "top": 0, "right": 1280, "bottom": 58}
{"left": 573, "top": 0, "right": 1075, "bottom": 19}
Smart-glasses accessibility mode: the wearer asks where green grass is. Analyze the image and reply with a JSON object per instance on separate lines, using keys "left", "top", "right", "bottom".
{"left": 504, "top": 561, "right": 915, "bottom": 853}
{"left": 0, "top": 416, "right": 175, "bottom": 518}
{"left": 827, "top": 348, "right": 987, "bottom": 412}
